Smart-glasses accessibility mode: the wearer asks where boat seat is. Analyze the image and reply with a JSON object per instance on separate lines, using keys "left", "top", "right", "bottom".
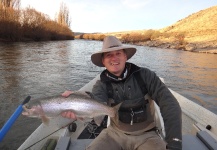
{"left": 55, "top": 137, "right": 71, "bottom": 150}
{"left": 55, "top": 136, "right": 93, "bottom": 150}
{"left": 182, "top": 134, "right": 209, "bottom": 150}
{"left": 69, "top": 139, "right": 93, "bottom": 150}
{"left": 197, "top": 130, "right": 217, "bottom": 150}
{"left": 182, "top": 130, "right": 217, "bottom": 150}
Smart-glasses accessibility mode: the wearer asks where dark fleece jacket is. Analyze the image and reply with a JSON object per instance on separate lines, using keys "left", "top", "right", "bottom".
{"left": 92, "top": 62, "right": 182, "bottom": 149}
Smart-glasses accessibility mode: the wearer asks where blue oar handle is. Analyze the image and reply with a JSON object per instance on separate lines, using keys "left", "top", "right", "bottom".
{"left": 0, "top": 96, "right": 31, "bottom": 142}
{"left": 22, "top": 96, "right": 31, "bottom": 105}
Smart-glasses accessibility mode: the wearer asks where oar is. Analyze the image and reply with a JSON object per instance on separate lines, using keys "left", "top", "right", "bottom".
{"left": 0, "top": 96, "right": 31, "bottom": 142}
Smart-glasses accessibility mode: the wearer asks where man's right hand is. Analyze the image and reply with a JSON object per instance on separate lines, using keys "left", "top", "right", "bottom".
{"left": 61, "top": 90, "right": 77, "bottom": 119}
{"left": 61, "top": 111, "right": 77, "bottom": 119}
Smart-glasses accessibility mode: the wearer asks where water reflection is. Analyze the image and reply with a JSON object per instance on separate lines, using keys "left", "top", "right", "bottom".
{"left": 0, "top": 43, "right": 21, "bottom": 96}
{"left": 128, "top": 45, "right": 217, "bottom": 112}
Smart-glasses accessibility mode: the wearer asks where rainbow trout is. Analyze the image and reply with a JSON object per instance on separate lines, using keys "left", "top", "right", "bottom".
{"left": 22, "top": 91, "right": 121, "bottom": 125}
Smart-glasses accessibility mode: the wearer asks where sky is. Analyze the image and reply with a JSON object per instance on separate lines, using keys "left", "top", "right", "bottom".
{"left": 21, "top": 0, "right": 217, "bottom": 33}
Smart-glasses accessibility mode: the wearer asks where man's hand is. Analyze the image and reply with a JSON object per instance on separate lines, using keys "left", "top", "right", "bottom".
{"left": 61, "top": 90, "right": 73, "bottom": 97}
{"left": 61, "top": 90, "right": 77, "bottom": 119}
{"left": 61, "top": 111, "right": 77, "bottom": 119}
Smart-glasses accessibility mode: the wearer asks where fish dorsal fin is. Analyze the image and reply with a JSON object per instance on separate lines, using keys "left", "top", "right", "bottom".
{"left": 73, "top": 91, "right": 91, "bottom": 97}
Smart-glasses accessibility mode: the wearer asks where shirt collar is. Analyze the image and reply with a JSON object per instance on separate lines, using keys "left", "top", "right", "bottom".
{"left": 105, "top": 66, "right": 128, "bottom": 81}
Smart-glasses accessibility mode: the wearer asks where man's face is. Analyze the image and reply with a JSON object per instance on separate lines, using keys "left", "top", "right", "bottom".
{"left": 102, "top": 49, "right": 127, "bottom": 76}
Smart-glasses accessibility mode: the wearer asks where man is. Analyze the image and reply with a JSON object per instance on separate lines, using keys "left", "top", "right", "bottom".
{"left": 62, "top": 36, "right": 182, "bottom": 150}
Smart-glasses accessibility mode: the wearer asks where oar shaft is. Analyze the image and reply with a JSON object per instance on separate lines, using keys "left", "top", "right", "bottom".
{"left": 0, "top": 96, "right": 31, "bottom": 142}
{"left": 0, "top": 105, "right": 23, "bottom": 142}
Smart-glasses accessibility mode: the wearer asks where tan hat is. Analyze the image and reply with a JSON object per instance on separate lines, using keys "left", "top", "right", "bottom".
{"left": 91, "top": 36, "right": 136, "bottom": 67}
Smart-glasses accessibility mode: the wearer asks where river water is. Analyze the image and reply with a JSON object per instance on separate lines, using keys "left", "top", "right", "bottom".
{"left": 0, "top": 39, "right": 217, "bottom": 149}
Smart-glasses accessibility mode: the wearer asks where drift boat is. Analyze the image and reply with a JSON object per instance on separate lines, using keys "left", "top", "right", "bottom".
{"left": 18, "top": 75, "right": 217, "bottom": 150}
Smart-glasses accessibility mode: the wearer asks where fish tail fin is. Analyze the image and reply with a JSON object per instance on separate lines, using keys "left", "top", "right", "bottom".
{"left": 110, "top": 102, "right": 122, "bottom": 117}
{"left": 113, "top": 102, "right": 122, "bottom": 110}
{"left": 22, "top": 105, "right": 28, "bottom": 115}
{"left": 41, "top": 115, "right": 50, "bottom": 125}
{"left": 22, "top": 105, "right": 32, "bottom": 116}
{"left": 110, "top": 102, "right": 123, "bottom": 125}
{"left": 22, "top": 111, "right": 29, "bottom": 116}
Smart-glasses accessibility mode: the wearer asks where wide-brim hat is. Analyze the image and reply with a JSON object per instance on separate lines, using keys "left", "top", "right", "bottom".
{"left": 91, "top": 36, "right": 136, "bottom": 67}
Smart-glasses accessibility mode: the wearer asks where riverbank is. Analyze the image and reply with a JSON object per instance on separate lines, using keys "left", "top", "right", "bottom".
{"left": 133, "top": 39, "right": 217, "bottom": 54}
{"left": 75, "top": 32, "right": 217, "bottom": 54}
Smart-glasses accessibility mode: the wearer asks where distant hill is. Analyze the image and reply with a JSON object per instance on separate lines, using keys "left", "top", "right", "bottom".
{"left": 74, "top": 32, "right": 85, "bottom": 36}
{"left": 74, "top": 32, "right": 102, "bottom": 36}
{"left": 158, "top": 5, "right": 217, "bottom": 52}
{"left": 161, "top": 6, "right": 217, "bottom": 33}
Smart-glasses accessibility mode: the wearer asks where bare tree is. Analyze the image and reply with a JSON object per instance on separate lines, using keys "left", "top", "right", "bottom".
{"left": 0, "top": 0, "right": 20, "bottom": 9}
{"left": 0, "top": 1, "right": 73, "bottom": 41}
{"left": 10, "top": 0, "right": 20, "bottom": 9}
{"left": 21, "top": 7, "right": 47, "bottom": 28}
{"left": 0, "top": 0, "right": 20, "bottom": 20}
{"left": 56, "top": 2, "right": 71, "bottom": 27}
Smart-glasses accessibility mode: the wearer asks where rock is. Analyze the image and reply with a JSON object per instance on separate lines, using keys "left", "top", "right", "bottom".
{"left": 185, "top": 43, "right": 197, "bottom": 51}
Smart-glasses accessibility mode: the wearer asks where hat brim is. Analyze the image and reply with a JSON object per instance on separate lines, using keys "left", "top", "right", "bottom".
{"left": 91, "top": 46, "right": 136, "bottom": 67}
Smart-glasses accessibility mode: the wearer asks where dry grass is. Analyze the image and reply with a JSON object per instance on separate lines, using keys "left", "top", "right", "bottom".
{"left": 0, "top": 6, "right": 74, "bottom": 41}
{"left": 159, "top": 5, "right": 217, "bottom": 50}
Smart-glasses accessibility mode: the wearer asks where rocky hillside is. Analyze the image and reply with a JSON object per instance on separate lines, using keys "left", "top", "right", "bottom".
{"left": 152, "top": 5, "right": 217, "bottom": 53}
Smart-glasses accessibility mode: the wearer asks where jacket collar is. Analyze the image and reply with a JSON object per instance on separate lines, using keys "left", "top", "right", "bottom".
{"left": 100, "top": 62, "right": 141, "bottom": 82}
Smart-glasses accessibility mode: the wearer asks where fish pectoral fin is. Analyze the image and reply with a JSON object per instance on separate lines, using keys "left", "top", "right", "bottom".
{"left": 41, "top": 115, "right": 50, "bottom": 125}
{"left": 93, "top": 115, "right": 105, "bottom": 126}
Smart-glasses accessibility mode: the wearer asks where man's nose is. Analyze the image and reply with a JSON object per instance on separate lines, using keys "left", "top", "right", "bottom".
{"left": 111, "top": 54, "right": 118, "bottom": 60}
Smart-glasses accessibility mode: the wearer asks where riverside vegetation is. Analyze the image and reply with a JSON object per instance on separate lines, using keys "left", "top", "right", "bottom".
{"left": 0, "top": 0, "right": 74, "bottom": 41}
{"left": 75, "top": 6, "right": 217, "bottom": 54}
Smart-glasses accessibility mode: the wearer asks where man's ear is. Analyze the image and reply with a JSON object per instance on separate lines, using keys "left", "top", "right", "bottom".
{"left": 124, "top": 52, "right": 127, "bottom": 60}
{"left": 102, "top": 57, "right": 105, "bottom": 66}
{"left": 101, "top": 58, "right": 105, "bottom": 66}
